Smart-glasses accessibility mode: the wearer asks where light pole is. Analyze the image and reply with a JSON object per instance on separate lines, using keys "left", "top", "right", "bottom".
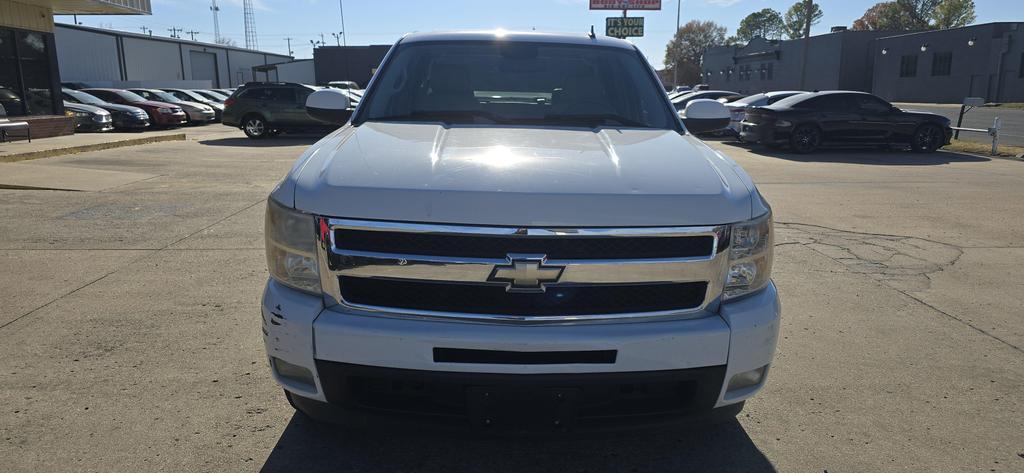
{"left": 673, "top": 0, "right": 680, "bottom": 86}
{"left": 338, "top": 0, "right": 347, "bottom": 46}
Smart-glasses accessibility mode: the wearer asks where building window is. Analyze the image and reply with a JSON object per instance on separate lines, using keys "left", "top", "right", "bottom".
{"left": 900, "top": 55, "right": 918, "bottom": 78}
{"left": 0, "top": 27, "right": 59, "bottom": 117}
{"left": 931, "top": 52, "right": 952, "bottom": 76}
{"left": 0, "top": 29, "right": 24, "bottom": 116}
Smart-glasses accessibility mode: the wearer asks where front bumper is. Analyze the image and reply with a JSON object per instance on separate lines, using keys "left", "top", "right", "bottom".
{"left": 186, "top": 109, "right": 217, "bottom": 123}
{"left": 74, "top": 116, "right": 114, "bottom": 132}
{"left": 112, "top": 115, "right": 150, "bottom": 129}
{"left": 262, "top": 279, "right": 781, "bottom": 429}
{"left": 152, "top": 111, "right": 188, "bottom": 126}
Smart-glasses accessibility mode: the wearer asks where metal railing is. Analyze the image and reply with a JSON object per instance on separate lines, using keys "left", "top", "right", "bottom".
{"left": 952, "top": 117, "right": 1001, "bottom": 156}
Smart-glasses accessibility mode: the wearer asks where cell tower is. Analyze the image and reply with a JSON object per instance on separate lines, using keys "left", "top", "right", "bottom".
{"left": 210, "top": 0, "right": 220, "bottom": 43}
{"left": 243, "top": 0, "right": 258, "bottom": 50}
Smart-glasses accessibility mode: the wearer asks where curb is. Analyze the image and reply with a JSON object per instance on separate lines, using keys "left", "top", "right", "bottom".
{"left": 0, "top": 133, "right": 186, "bottom": 163}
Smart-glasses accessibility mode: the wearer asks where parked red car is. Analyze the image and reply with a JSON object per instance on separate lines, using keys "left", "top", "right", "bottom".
{"left": 81, "top": 89, "right": 187, "bottom": 127}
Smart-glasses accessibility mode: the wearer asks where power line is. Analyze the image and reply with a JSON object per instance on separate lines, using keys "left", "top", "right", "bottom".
{"left": 185, "top": 30, "right": 200, "bottom": 41}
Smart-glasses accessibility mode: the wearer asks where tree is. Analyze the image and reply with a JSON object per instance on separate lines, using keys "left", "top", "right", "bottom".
{"left": 933, "top": 0, "right": 976, "bottom": 29}
{"left": 897, "top": 0, "right": 943, "bottom": 29}
{"left": 852, "top": 0, "right": 950, "bottom": 31}
{"left": 783, "top": 1, "right": 824, "bottom": 39}
{"left": 737, "top": 8, "right": 785, "bottom": 42}
{"left": 664, "top": 20, "right": 727, "bottom": 84}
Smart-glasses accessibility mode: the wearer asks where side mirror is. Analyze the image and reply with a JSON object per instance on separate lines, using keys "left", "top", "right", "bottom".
{"left": 305, "top": 89, "right": 352, "bottom": 125}
{"left": 680, "top": 99, "right": 730, "bottom": 134}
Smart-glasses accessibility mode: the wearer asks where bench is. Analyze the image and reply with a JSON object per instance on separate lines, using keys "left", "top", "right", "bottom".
{"left": 0, "top": 104, "right": 31, "bottom": 143}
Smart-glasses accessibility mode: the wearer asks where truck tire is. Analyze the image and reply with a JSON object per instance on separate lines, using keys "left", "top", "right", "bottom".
{"left": 243, "top": 114, "right": 268, "bottom": 139}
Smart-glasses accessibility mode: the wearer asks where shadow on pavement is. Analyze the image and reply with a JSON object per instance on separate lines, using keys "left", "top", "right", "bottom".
{"left": 260, "top": 413, "right": 775, "bottom": 473}
{"left": 199, "top": 135, "right": 323, "bottom": 147}
{"left": 717, "top": 141, "right": 990, "bottom": 165}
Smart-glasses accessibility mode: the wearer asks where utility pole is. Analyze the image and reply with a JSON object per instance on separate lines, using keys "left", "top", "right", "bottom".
{"left": 168, "top": 27, "right": 182, "bottom": 39}
{"left": 338, "top": 0, "right": 347, "bottom": 46}
{"left": 673, "top": 0, "right": 681, "bottom": 86}
{"left": 210, "top": 0, "right": 221, "bottom": 43}
{"left": 331, "top": 32, "right": 342, "bottom": 46}
{"left": 139, "top": 26, "right": 151, "bottom": 36}
{"left": 319, "top": 33, "right": 326, "bottom": 46}
{"left": 185, "top": 30, "right": 199, "bottom": 41}
{"left": 798, "top": 0, "right": 812, "bottom": 90}
{"left": 285, "top": 37, "right": 294, "bottom": 56}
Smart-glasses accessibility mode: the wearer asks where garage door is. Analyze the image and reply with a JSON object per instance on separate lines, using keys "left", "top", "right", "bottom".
{"left": 190, "top": 51, "right": 218, "bottom": 87}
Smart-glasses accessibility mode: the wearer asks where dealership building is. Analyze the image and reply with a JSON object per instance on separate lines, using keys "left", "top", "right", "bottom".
{"left": 701, "top": 22, "right": 1024, "bottom": 104}
{"left": 1, "top": 0, "right": 152, "bottom": 136}
{"left": 55, "top": 23, "right": 293, "bottom": 89}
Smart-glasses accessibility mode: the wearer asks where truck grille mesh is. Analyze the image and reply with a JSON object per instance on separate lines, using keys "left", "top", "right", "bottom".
{"left": 335, "top": 229, "right": 716, "bottom": 259}
{"left": 339, "top": 277, "right": 708, "bottom": 316}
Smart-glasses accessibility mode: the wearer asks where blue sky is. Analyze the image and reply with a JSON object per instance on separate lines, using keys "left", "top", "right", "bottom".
{"left": 56, "top": 0, "right": 1011, "bottom": 68}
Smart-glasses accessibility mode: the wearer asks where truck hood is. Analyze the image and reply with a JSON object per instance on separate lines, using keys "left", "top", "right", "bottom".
{"left": 285, "top": 122, "right": 758, "bottom": 227}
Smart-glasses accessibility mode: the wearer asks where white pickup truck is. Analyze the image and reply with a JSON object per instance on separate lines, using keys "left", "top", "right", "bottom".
{"left": 262, "top": 31, "right": 779, "bottom": 432}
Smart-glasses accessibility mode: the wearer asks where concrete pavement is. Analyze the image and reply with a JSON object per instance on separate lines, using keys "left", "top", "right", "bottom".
{"left": 0, "top": 133, "right": 1022, "bottom": 472}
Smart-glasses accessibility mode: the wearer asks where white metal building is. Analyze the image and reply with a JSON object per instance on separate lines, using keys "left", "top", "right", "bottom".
{"left": 54, "top": 23, "right": 293, "bottom": 88}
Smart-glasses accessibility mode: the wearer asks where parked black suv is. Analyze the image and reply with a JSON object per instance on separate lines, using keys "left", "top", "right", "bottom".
{"left": 222, "top": 82, "right": 347, "bottom": 139}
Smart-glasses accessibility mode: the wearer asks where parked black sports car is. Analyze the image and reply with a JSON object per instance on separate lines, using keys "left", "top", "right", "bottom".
{"left": 739, "top": 91, "right": 952, "bottom": 153}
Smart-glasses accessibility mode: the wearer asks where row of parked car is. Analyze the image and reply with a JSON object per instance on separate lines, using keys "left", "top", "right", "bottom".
{"left": 669, "top": 88, "right": 953, "bottom": 153}
{"left": 61, "top": 85, "right": 237, "bottom": 132}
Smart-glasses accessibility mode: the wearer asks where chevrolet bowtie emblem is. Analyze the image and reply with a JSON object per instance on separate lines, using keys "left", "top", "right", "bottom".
{"left": 487, "top": 254, "right": 564, "bottom": 293}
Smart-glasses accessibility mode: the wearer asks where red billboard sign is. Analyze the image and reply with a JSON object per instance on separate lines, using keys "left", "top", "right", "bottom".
{"left": 590, "top": 0, "right": 662, "bottom": 10}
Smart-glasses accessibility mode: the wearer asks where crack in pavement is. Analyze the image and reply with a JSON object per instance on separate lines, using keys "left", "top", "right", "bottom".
{"left": 777, "top": 221, "right": 1022, "bottom": 354}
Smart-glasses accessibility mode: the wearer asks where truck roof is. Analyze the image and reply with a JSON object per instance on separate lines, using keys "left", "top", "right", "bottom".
{"left": 399, "top": 30, "right": 637, "bottom": 50}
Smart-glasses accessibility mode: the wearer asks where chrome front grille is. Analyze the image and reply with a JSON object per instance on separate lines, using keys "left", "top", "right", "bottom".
{"left": 316, "top": 218, "right": 730, "bottom": 323}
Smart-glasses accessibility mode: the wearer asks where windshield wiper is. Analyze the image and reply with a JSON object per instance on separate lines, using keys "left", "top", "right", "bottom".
{"left": 369, "top": 110, "right": 502, "bottom": 124}
{"left": 545, "top": 113, "right": 648, "bottom": 128}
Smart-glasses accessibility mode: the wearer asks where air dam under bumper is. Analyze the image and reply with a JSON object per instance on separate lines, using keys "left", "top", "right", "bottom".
{"left": 261, "top": 279, "right": 780, "bottom": 429}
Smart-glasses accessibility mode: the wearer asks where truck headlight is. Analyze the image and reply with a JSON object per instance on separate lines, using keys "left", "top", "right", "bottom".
{"left": 724, "top": 211, "right": 773, "bottom": 300}
{"left": 265, "top": 198, "right": 320, "bottom": 294}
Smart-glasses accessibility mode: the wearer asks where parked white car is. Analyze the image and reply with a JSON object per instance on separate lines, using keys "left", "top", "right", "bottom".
{"left": 263, "top": 31, "right": 779, "bottom": 433}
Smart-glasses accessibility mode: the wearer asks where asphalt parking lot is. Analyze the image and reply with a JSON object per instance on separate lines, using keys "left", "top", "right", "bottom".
{"left": 1, "top": 130, "right": 1022, "bottom": 472}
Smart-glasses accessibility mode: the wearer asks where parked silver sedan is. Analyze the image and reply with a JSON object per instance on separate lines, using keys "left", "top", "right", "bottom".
{"left": 128, "top": 88, "right": 217, "bottom": 124}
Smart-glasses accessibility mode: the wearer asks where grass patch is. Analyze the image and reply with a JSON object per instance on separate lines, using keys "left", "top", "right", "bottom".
{"left": 945, "top": 139, "right": 1024, "bottom": 159}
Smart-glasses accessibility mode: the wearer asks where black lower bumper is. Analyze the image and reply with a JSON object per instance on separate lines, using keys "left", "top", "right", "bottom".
{"left": 302, "top": 361, "right": 731, "bottom": 433}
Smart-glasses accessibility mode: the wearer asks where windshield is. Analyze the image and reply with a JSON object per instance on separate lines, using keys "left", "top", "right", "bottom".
{"left": 152, "top": 91, "right": 182, "bottom": 103}
{"left": 361, "top": 41, "right": 675, "bottom": 129}
{"left": 196, "top": 90, "right": 226, "bottom": 101}
{"left": 771, "top": 93, "right": 815, "bottom": 108}
{"left": 64, "top": 90, "right": 106, "bottom": 105}
{"left": 112, "top": 90, "right": 148, "bottom": 102}
{"left": 731, "top": 94, "right": 768, "bottom": 106}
